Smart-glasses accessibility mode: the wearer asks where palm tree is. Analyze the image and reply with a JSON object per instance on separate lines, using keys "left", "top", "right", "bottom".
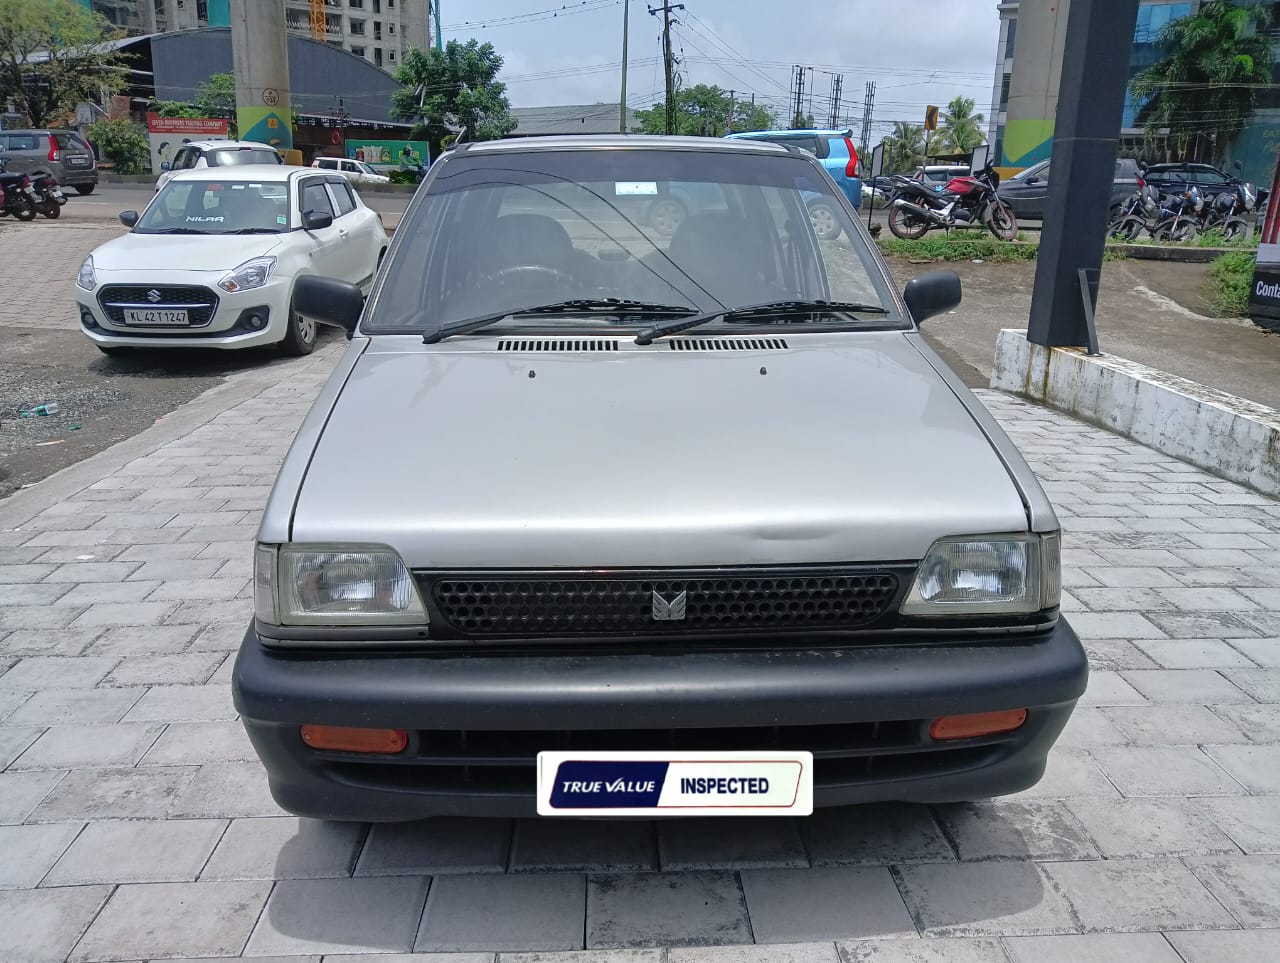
{"left": 939, "top": 96, "right": 986, "bottom": 154}
{"left": 884, "top": 121, "right": 926, "bottom": 173}
{"left": 1132, "top": 0, "right": 1272, "bottom": 164}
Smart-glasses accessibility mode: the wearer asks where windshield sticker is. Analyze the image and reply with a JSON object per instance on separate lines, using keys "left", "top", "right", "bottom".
{"left": 277, "top": 215, "right": 288, "bottom": 225}
{"left": 231, "top": 184, "right": 245, "bottom": 190}
{"left": 186, "top": 215, "right": 225, "bottom": 223}
{"left": 616, "top": 181, "right": 658, "bottom": 196}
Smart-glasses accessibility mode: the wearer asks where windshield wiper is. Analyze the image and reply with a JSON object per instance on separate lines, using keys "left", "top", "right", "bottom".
{"left": 634, "top": 299, "right": 889, "bottom": 345}
{"left": 148, "top": 227, "right": 205, "bottom": 235}
{"left": 225, "top": 227, "right": 281, "bottom": 235}
{"left": 422, "top": 298, "right": 697, "bottom": 344}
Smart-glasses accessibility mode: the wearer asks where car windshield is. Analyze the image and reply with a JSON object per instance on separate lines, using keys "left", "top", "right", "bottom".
{"left": 211, "top": 148, "right": 280, "bottom": 166}
{"left": 357, "top": 162, "right": 378, "bottom": 175}
{"left": 371, "top": 148, "right": 901, "bottom": 334}
{"left": 135, "top": 179, "right": 290, "bottom": 234}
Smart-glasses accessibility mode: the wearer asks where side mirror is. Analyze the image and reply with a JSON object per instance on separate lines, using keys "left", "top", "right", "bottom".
{"left": 1025, "top": 175, "right": 1041, "bottom": 186}
{"left": 1234, "top": 160, "right": 1244, "bottom": 171}
{"left": 118, "top": 210, "right": 139, "bottom": 227}
{"left": 903, "top": 270, "right": 962, "bottom": 324}
{"left": 294, "top": 274, "right": 363, "bottom": 338}
{"left": 160, "top": 162, "right": 171, "bottom": 171}
{"left": 302, "top": 210, "right": 333, "bottom": 231}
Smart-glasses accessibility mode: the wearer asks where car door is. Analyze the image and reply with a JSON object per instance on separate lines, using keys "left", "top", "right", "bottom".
{"left": 297, "top": 176, "right": 348, "bottom": 280}
{"left": 337, "top": 160, "right": 363, "bottom": 183}
{"left": 320, "top": 177, "right": 369, "bottom": 284}
{"left": 1001, "top": 160, "right": 1051, "bottom": 219}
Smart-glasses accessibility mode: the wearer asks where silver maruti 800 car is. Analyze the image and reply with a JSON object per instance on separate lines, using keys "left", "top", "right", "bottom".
{"left": 234, "top": 135, "right": 1087, "bottom": 821}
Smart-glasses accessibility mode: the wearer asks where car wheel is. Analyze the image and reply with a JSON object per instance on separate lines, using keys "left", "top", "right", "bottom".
{"left": 279, "top": 300, "right": 317, "bottom": 357}
{"left": 807, "top": 200, "right": 842, "bottom": 240}
{"left": 648, "top": 198, "right": 686, "bottom": 237}
{"left": 74, "top": 184, "right": 95, "bottom": 196}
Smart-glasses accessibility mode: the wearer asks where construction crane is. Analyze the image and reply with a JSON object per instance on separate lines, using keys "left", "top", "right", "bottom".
{"left": 310, "top": 0, "right": 327, "bottom": 40}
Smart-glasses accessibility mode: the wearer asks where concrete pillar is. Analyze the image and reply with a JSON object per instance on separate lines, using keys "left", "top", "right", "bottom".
{"left": 230, "top": 0, "right": 293, "bottom": 150}
{"left": 138, "top": 0, "right": 158, "bottom": 34}
{"left": 1000, "top": 0, "right": 1071, "bottom": 168}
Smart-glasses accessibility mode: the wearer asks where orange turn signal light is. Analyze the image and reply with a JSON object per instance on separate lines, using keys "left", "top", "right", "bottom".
{"left": 929, "top": 709, "right": 1028, "bottom": 741}
{"left": 300, "top": 725, "right": 408, "bottom": 754}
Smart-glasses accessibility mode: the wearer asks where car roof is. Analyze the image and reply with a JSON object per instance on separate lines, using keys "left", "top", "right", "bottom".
{"left": 181, "top": 140, "right": 280, "bottom": 151}
{"left": 726, "top": 129, "right": 852, "bottom": 139}
{"left": 167, "top": 164, "right": 312, "bottom": 183}
{"left": 461, "top": 134, "right": 790, "bottom": 156}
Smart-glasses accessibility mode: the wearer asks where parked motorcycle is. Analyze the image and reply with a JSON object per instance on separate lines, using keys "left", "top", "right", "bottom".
{"left": 28, "top": 170, "right": 65, "bottom": 219}
{"left": 1151, "top": 184, "right": 1202, "bottom": 243}
{"left": 1108, "top": 182, "right": 1161, "bottom": 242}
{"left": 888, "top": 163, "right": 1017, "bottom": 241}
{"left": 0, "top": 163, "right": 38, "bottom": 221}
{"left": 1200, "top": 181, "right": 1255, "bottom": 241}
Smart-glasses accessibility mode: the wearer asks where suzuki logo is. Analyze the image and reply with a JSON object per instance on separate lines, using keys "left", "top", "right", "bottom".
{"left": 146, "top": 290, "right": 162, "bottom": 303}
{"left": 651, "top": 589, "right": 687, "bottom": 621}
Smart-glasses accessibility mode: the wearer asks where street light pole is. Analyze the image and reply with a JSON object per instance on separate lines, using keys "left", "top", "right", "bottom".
{"left": 619, "top": 0, "right": 630, "bottom": 134}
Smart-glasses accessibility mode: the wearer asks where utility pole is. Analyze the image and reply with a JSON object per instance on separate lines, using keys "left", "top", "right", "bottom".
{"left": 649, "top": 1, "right": 685, "bottom": 135}
{"left": 792, "top": 65, "right": 809, "bottom": 129}
{"left": 726, "top": 89, "right": 736, "bottom": 134}
{"left": 619, "top": 0, "right": 630, "bottom": 133}
{"left": 828, "top": 74, "right": 843, "bottom": 129}
{"left": 859, "top": 81, "right": 876, "bottom": 159}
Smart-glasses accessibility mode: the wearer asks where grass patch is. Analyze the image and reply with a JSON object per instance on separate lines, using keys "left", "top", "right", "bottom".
{"left": 1207, "top": 251, "right": 1256, "bottom": 317}
{"left": 1123, "top": 228, "right": 1258, "bottom": 249}
{"left": 876, "top": 234, "right": 1038, "bottom": 262}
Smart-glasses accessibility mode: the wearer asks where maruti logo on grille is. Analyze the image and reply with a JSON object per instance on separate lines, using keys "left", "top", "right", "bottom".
{"left": 147, "top": 290, "right": 162, "bottom": 303}
{"left": 651, "top": 590, "right": 687, "bottom": 621}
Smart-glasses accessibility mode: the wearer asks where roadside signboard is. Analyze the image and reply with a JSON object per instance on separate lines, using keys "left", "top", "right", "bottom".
{"left": 145, "top": 113, "right": 228, "bottom": 174}
{"left": 1250, "top": 149, "right": 1280, "bottom": 330}
{"left": 345, "top": 139, "right": 431, "bottom": 173}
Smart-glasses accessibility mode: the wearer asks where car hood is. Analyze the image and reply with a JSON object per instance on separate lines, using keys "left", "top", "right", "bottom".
{"left": 92, "top": 233, "right": 285, "bottom": 273}
{"left": 291, "top": 333, "right": 1029, "bottom": 568}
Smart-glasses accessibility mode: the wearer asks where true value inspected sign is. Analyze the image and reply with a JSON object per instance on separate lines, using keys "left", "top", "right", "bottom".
{"left": 536, "top": 751, "right": 813, "bottom": 816}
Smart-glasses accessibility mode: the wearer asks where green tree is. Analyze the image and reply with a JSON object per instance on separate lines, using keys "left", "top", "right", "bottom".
{"left": 391, "top": 39, "right": 515, "bottom": 155}
{"left": 0, "top": 0, "right": 127, "bottom": 128}
{"left": 634, "top": 84, "right": 776, "bottom": 136}
{"left": 87, "top": 118, "right": 148, "bottom": 174}
{"left": 1132, "top": 0, "right": 1273, "bottom": 164}
{"left": 939, "top": 96, "right": 986, "bottom": 154}
{"left": 149, "top": 73, "right": 238, "bottom": 135}
{"left": 884, "top": 121, "right": 926, "bottom": 172}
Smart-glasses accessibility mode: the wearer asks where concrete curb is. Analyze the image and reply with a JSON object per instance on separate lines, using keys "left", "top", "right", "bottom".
{"left": 991, "top": 328, "right": 1280, "bottom": 496}
{"left": 0, "top": 343, "right": 342, "bottom": 528}
{"left": 1109, "top": 243, "right": 1251, "bottom": 263}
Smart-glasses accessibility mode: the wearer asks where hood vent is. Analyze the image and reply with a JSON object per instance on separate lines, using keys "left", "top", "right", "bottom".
{"left": 497, "top": 338, "right": 619, "bottom": 352}
{"left": 668, "top": 337, "right": 790, "bottom": 351}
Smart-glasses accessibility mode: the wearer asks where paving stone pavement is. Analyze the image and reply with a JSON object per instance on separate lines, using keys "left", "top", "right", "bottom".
{"left": 1, "top": 354, "right": 1279, "bottom": 961}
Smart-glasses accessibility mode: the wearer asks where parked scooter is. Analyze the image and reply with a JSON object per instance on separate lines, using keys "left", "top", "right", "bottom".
{"left": 0, "top": 159, "right": 38, "bottom": 221}
{"left": 28, "top": 170, "right": 66, "bottom": 219}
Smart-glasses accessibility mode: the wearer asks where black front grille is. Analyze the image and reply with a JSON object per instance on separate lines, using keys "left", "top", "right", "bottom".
{"left": 426, "top": 567, "right": 902, "bottom": 636}
{"left": 98, "top": 285, "right": 219, "bottom": 326}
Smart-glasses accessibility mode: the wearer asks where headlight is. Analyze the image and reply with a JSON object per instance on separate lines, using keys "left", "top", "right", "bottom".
{"left": 76, "top": 255, "right": 96, "bottom": 291}
{"left": 255, "top": 543, "right": 428, "bottom": 626}
{"left": 218, "top": 255, "right": 277, "bottom": 293}
{"left": 901, "top": 533, "right": 1060, "bottom": 617}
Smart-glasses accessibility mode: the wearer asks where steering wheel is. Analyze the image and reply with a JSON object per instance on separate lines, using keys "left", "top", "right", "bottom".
{"left": 482, "top": 264, "right": 574, "bottom": 288}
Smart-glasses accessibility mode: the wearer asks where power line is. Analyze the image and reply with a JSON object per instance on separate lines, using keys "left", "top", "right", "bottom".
{"left": 442, "top": 0, "right": 619, "bottom": 31}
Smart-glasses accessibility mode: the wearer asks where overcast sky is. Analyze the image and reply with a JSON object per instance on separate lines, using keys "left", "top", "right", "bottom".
{"left": 439, "top": 0, "right": 1000, "bottom": 134}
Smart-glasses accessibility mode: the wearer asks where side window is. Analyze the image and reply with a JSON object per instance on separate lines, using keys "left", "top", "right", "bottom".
{"left": 175, "top": 149, "right": 197, "bottom": 170}
{"left": 300, "top": 180, "right": 336, "bottom": 218}
{"left": 329, "top": 180, "right": 356, "bottom": 216}
{"left": 341, "top": 160, "right": 359, "bottom": 173}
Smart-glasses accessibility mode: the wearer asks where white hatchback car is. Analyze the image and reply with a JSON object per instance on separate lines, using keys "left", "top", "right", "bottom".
{"left": 311, "top": 156, "right": 392, "bottom": 185}
{"left": 76, "top": 165, "right": 387, "bottom": 355}
{"left": 155, "top": 140, "right": 284, "bottom": 191}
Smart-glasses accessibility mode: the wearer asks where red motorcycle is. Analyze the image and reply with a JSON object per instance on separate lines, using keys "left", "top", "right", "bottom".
{"left": 888, "top": 163, "right": 1018, "bottom": 241}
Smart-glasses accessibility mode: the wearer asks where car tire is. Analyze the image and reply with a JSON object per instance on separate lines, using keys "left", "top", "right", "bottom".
{"left": 74, "top": 184, "right": 95, "bottom": 196}
{"left": 648, "top": 198, "right": 686, "bottom": 237}
{"left": 279, "top": 300, "right": 317, "bottom": 357}
{"left": 807, "top": 199, "right": 842, "bottom": 240}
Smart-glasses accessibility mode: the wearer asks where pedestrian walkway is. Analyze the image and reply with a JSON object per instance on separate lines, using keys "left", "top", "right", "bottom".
{"left": 0, "top": 354, "right": 1277, "bottom": 961}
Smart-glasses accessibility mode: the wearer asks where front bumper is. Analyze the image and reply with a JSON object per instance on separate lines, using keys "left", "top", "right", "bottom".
{"left": 234, "top": 621, "right": 1088, "bottom": 821}
{"left": 76, "top": 273, "right": 292, "bottom": 350}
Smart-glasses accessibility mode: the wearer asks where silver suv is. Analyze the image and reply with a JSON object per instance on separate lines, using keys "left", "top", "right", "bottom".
{"left": 234, "top": 135, "right": 1086, "bottom": 821}
{"left": 0, "top": 129, "right": 97, "bottom": 194}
